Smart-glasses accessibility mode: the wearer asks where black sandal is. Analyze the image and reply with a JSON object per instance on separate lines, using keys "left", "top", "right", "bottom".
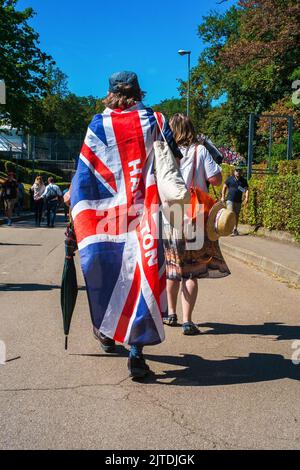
{"left": 182, "top": 322, "right": 200, "bottom": 336}
{"left": 163, "top": 313, "right": 178, "bottom": 326}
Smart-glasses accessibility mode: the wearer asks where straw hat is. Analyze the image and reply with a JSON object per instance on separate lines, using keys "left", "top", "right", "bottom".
{"left": 207, "top": 201, "right": 236, "bottom": 241}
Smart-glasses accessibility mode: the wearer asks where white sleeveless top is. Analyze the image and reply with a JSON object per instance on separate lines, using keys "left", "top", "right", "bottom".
{"left": 179, "top": 143, "right": 221, "bottom": 193}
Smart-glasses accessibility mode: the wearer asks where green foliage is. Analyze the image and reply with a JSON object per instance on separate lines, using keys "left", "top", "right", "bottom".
{"left": 278, "top": 160, "right": 300, "bottom": 176}
{"left": 209, "top": 162, "right": 300, "bottom": 238}
{"left": 1, "top": 160, "right": 64, "bottom": 184}
{"left": 240, "top": 175, "right": 300, "bottom": 239}
{"left": 0, "top": 0, "right": 54, "bottom": 129}
{"left": 260, "top": 176, "right": 300, "bottom": 237}
{"left": 240, "top": 177, "right": 265, "bottom": 227}
{"left": 177, "top": 1, "right": 300, "bottom": 154}
{"left": 31, "top": 93, "right": 104, "bottom": 136}
{"left": 152, "top": 98, "right": 186, "bottom": 120}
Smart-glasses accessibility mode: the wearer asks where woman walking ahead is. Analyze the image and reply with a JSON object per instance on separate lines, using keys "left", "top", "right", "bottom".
{"left": 163, "top": 114, "right": 230, "bottom": 335}
{"left": 31, "top": 176, "right": 45, "bottom": 227}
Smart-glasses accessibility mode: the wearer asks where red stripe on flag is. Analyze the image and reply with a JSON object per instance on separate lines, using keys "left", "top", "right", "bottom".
{"left": 114, "top": 263, "right": 141, "bottom": 343}
{"left": 112, "top": 110, "right": 161, "bottom": 312}
{"left": 111, "top": 111, "right": 147, "bottom": 206}
{"left": 74, "top": 205, "right": 141, "bottom": 243}
{"left": 81, "top": 143, "right": 117, "bottom": 193}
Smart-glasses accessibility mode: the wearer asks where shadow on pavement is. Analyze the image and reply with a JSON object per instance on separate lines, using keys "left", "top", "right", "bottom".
{"left": 0, "top": 243, "right": 42, "bottom": 246}
{"left": 70, "top": 346, "right": 129, "bottom": 358}
{"left": 200, "top": 322, "right": 300, "bottom": 341}
{"left": 0, "top": 283, "right": 86, "bottom": 292}
{"left": 144, "top": 352, "right": 300, "bottom": 386}
{"left": 0, "top": 213, "right": 67, "bottom": 229}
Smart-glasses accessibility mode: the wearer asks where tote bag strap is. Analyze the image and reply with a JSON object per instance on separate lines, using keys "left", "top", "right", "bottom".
{"left": 191, "top": 144, "right": 198, "bottom": 188}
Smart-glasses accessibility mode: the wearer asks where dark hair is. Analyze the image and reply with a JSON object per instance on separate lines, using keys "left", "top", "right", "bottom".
{"left": 169, "top": 113, "right": 198, "bottom": 147}
{"left": 103, "top": 83, "right": 145, "bottom": 109}
{"left": 48, "top": 177, "right": 54, "bottom": 183}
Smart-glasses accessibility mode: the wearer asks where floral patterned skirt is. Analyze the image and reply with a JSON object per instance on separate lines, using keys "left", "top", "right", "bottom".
{"left": 163, "top": 224, "right": 230, "bottom": 281}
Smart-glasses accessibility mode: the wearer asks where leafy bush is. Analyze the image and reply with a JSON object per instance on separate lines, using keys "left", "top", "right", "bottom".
{"left": 10, "top": 158, "right": 65, "bottom": 178}
{"left": 2, "top": 160, "right": 64, "bottom": 184}
{"left": 209, "top": 163, "right": 300, "bottom": 238}
{"left": 240, "top": 175, "right": 300, "bottom": 239}
{"left": 278, "top": 160, "right": 300, "bottom": 176}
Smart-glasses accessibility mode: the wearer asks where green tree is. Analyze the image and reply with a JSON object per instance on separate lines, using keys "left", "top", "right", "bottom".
{"left": 186, "top": 0, "right": 300, "bottom": 154}
{"left": 152, "top": 98, "right": 186, "bottom": 119}
{"left": 27, "top": 65, "right": 105, "bottom": 136}
{"left": 40, "top": 94, "right": 103, "bottom": 136}
{"left": 0, "top": 0, "right": 54, "bottom": 129}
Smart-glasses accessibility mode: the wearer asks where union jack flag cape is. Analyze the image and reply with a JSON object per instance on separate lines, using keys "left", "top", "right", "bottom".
{"left": 71, "top": 103, "right": 171, "bottom": 346}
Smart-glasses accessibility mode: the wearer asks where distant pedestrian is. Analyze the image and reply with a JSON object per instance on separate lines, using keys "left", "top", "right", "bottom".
{"left": 42, "top": 177, "right": 62, "bottom": 228}
{"left": 221, "top": 165, "right": 249, "bottom": 236}
{"left": 0, "top": 172, "right": 18, "bottom": 226}
{"left": 31, "top": 176, "right": 45, "bottom": 227}
{"left": 16, "top": 180, "right": 25, "bottom": 216}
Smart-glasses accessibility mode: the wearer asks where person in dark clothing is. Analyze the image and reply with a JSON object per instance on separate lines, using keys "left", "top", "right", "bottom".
{"left": 42, "top": 177, "right": 62, "bottom": 228}
{"left": 0, "top": 172, "right": 18, "bottom": 226}
{"left": 222, "top": 166, "right": 249, "bottom": 236}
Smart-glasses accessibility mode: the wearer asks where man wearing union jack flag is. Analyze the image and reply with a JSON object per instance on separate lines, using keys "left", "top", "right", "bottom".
{"left": 71, "top": 71, "right": 183, "bottom": 378}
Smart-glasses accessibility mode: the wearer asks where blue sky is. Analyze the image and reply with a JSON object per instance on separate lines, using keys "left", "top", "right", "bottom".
{"left": 18, "top": 0, "right": 237, "bottom": 105}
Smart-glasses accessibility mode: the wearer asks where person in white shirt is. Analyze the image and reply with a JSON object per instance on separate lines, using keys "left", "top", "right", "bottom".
{"left": 31, "top": 176, "right": 46, "bottom": 226}
{"left": 163, "top": 114, "right": 230, "bottom": 335}
{"left": 42, "top": 177, "right": 62, "bottom": 228}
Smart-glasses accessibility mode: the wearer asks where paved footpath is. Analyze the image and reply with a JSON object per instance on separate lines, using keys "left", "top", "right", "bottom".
{"left": 1, "top": 216, "right": 300, "bottom": 450}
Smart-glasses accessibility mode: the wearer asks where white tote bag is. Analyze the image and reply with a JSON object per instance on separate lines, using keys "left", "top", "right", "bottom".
{"left": 153, "top": 114, "right": 190, "bottom": 227}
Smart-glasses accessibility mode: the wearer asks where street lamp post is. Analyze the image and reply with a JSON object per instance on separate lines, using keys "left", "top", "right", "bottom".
{"left": 178, "top": 49, "right": 191, "bottom": 116}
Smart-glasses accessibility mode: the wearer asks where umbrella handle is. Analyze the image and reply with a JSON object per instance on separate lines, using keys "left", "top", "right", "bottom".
{"left": 65, "top": 336, "right": 68, "bottom": 351}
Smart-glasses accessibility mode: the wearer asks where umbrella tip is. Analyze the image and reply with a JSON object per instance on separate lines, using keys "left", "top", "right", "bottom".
{"left": 65, "top": 336, "right": 68, "bottom": 351}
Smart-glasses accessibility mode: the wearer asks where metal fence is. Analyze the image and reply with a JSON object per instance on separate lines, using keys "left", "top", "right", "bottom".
{"left": 0, "top": 130, "right": 83, "bottom": 162}
{"left": 247, "top": 113, "right": 293, "bottom": 179}
{"left": 27, "top": 133, "right": 83, "bottom": 161}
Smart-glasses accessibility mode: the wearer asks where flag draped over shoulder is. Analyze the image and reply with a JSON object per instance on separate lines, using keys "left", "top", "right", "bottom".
{"left": 71, "top": 103, "right": 168, "bottom": 346}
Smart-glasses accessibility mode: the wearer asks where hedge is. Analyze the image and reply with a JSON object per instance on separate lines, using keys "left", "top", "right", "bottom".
{"left": 278, "top": 160, "right": 300, "bottom": 176}
{"left": 9, "top": 158, "right": 66, "bottom": 178}
{"left": 210, "top": 165, "right": 300, "bottom": 239}
{"left": 0, "top": 159, "right": 64, "bottom": 184}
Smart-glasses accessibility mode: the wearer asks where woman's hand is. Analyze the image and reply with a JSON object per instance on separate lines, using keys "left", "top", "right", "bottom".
{"left": 208, "top": 172, "right": 222, "bottom": 187}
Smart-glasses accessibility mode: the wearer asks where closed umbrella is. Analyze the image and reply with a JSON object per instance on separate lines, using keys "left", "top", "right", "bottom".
{"left": 60, "top": 222, "right": 78, "bottom": 350}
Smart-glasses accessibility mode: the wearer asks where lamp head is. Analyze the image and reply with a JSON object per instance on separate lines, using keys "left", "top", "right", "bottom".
{"left": 178, "top": 49, "right": 191, "bottom": 56}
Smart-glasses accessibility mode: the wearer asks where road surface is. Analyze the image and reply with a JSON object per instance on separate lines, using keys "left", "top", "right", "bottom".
{"left": 0, "top": 216, "right": 300, "bottom": 449}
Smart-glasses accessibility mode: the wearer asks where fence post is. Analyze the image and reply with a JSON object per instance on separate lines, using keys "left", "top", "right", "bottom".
{"left": 247, "top": 113, "right": 255, "bottom": 180}
{"left": 268, "top": 117, "right": 273, "bottom": 169}
{"left": 287, "top": 117, "right": 293, "bottom": 160}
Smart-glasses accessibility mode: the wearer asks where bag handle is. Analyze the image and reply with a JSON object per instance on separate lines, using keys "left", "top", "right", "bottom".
{"left": 191, "top": 144, "right": 198, "bottom": 188}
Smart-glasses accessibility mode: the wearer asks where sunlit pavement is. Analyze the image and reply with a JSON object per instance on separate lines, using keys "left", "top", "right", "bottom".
{"left": 1, "top": 215, "right": 300, "bottom": 449}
